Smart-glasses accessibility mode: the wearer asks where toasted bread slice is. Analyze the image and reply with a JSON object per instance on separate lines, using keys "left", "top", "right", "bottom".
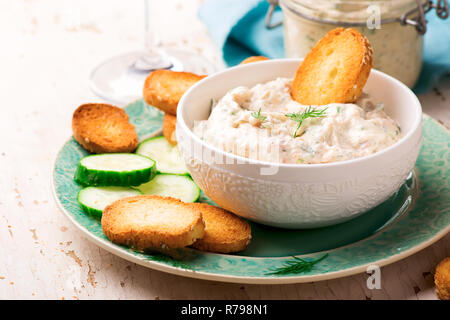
{"left": 291, "top": 28, "right": 373, "bottom": 105}
{"left": 435, "top": 257, "right": 450, "bottom": 300}
{"left": 143, "top": 70, "right": 206, "bottom": 116}
{"left": 72, "top": 103, "right": 138, "bottom": 154}
{"left": 190, "top": 203, "right": 251, "bottom": 253}
{"left": 162, "top": 113, "right": 177, "bottom": 145}
{"left": 240, "top": 56, "right": 269, "bottom": 64}
{"left": 101, "top": 195, "right": 205, "bottom": 250}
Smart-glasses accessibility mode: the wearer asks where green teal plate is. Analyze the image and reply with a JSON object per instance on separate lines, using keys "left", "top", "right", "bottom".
{"left": 52, "top": 100, "right": 450, "bottom": 284}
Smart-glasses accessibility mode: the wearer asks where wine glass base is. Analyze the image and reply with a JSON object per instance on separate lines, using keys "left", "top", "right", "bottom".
{"left": 89, "top": 48, "right": 219, "bottom": 106}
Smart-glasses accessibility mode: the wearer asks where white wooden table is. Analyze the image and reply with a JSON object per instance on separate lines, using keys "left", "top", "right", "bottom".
{"left": 0, "top": 0, "right": 448, "bottom": 300}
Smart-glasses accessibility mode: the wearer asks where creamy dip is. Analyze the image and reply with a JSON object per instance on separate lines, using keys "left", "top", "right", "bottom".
{"left": 193, "top": 78, "right": 401, "bottom": 164}
{"left": 281, "top": 0, "right": 423, "bottom": 88}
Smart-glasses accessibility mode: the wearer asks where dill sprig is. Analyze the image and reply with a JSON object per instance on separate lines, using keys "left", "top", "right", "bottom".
{"left": 251, "top": 108, "right": 267, "bottom": 122}
{"left": 285, "top": 106, "right": 328, "bottom": 138}
{"left": 266, "top": 253, "right": 328, "bottom": 275}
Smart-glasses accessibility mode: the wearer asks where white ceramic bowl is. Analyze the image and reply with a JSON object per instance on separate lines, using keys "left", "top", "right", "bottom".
{"left": 176, "top": 59, "right": 423, "bottom": 229}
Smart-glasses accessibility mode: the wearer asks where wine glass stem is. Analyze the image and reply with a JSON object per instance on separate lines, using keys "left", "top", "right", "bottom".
{"left": 144, "top": 0, "right": 159, "bottom": 52}
{"left": 132, "top": 0, "right": 173, "bottom": 71}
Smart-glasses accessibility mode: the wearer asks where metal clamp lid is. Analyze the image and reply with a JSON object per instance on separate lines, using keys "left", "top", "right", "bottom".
{"left": 265, "top": 0, "right": 449, "bottom": 35}
{"left": 265, "top": 0, "right": 282, "bottom": 29}
{"left": 401, "top": 0, "right": 449, "bottom": 34}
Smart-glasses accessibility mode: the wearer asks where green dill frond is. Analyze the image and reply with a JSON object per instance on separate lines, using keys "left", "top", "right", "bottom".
{"left": 266, "top": 253, "right": 328, "bottom": 275}
{"left": 285, "top": 106, "right": 328, "bottom": 137}
{"left": 251, "top": 108, "right": 267, "bottom": 122}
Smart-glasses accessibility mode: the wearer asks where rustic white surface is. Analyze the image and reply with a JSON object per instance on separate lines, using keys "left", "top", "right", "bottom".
{"left": 0, "top": 0, "right": 448, "bottom": 300}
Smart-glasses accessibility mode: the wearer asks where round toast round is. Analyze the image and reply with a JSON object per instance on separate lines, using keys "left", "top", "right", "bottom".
{"left": 240, "top": 56, "right": 269, "bottom": 65}
{"left": 190, "top": 203, "right": 252, "bottom": 253}
{"left": 162, "top": 113, "right": 177, "bottom": 145}
{"left": 72, "top": 103, "right": 138, "bottom": 153}
{"left": 435, "top": 257, "right": 450, "bottom": 300}
{"left": 143, "top": 70, "right": 206, "bottom": 116}
{"left": 291, "top": 27, "right": 373, "bottom": 105}
{"left": 101, "top": 195, "right": 205, "bottom": 250}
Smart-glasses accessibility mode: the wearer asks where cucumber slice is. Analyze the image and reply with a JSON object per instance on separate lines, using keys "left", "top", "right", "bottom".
{"left": 136, "top": 174, "right": 200, "bottom": 203}
{"left": 74, "top": 153, "right": 156, "bottom": 186}
{"left": 136, "top": 136, "right": 189, "bottom": 175}
{"left": 77, "top": 186, "right": 141, "bottom": 218}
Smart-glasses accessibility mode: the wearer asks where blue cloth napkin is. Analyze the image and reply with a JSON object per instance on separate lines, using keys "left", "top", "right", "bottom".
{"left": 199, "top": 0, "right": 450, "bottom": 93}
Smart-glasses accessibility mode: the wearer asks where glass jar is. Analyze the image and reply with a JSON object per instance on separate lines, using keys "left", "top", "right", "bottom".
{"left": 268, "top": 0, "right": 448, "bottom": 88}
